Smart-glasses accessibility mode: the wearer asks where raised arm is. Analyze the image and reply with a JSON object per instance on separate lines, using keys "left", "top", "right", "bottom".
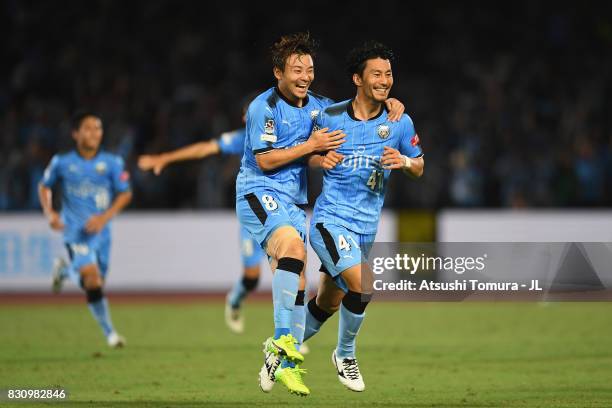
{"left": 138, "top": 140, "right": 220, "bottom": 175}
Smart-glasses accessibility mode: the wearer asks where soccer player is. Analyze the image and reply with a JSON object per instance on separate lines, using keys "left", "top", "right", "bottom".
{"left": 236, "top": 33, "right": 406, "bottom": 396}
{"left": 305, "top": 41, "right": 424, "bottom": 392}
{"left": 39, "top": 111, "right": 133, "bottom": 348}
{"left": 137, "top": 98, "right": 267, "bottom": 335}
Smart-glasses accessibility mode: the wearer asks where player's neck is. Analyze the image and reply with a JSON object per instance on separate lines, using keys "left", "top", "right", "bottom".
{"left": 275, "top": 85, "right": 305, "bottom": 108}
{"left": 351, "top": 94, "right": 383, "bottom": 121}
{"left": 76, "top": 146, "right": 99, "bottom": 160}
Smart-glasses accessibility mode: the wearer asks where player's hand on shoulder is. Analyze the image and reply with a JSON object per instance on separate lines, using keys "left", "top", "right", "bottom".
{"left": 138, "top": 154, "right": 167, "bottom": 175}
{"left": 381, "top": 146, "right": 405, "bottom": 169}
{"left": 47, "top": 211, "right": 64, "bottom": 231}
{"left": 321, "top": 150, "right": 344, "bottom": 170}
{"left": 85, "top": 214, "right": 109, "bottom": 234}
{"left": 307, "top": 127, "right": 346, "bottom": 152}
{"left": 385, "top": 98, "right": 404, "bottom": 122}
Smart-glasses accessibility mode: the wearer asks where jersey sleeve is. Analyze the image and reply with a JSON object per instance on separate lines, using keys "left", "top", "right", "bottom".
{"left": 398, "top": 116, "right": 423, "bottom": 158}
{"left": 40, "top": 155, "right": 61, "bottom": 188}
{"left": 313, "top": 109, "right": 327, "bottom": 132}
{"left": 111, "top": 156, "right": 131, "bottom": 193}
{"left": 247, "top": 100, "right": 278, "bottom": 155}
{"left": 217, "top": 128, "right": 246, "bottom": 156}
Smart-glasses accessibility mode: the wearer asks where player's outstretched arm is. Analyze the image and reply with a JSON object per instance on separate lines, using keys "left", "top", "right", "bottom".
{"left": 84, "top": 191, "right": 132, "bottom": 234}
{"left": 38, "top": 184, "right": 64, "bottom": 231}
{"left": 138, "top": 141, "right": 220, "bottom": 175}
{"left": 385, "top": 98, "right": 405, "bottom": 122}
{"left": 256, "top": 128, "right": 346, "bottom": 171}
{"left": 381, "top": 146, "right": 424, "bottom": 178}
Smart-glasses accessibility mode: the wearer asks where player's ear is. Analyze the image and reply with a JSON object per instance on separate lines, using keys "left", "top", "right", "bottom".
{"left": 352, "top": 73, "right": 362, "bottom": 87}
{"left": 273, "top": 66, "right": 283, "bottom": 81}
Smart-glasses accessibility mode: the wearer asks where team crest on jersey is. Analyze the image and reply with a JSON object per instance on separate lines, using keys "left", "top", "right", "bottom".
{"left": 95, "top": 161, "right": 107, "bottom": 174}
{"left": 264, "top": 119, "right": 275, "bottom": 135}
{"left": 377, "top": 124, "right": 390, "bottom": 139}
{"left": 69, "top": 164, "right": 78, "bottom": 173}
{"left": 310, "top": 110, "right": 320, "bottom": 120}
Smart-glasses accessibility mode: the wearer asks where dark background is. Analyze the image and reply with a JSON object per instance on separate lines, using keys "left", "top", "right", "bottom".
{"left": 2, "top": 0, "right": 611, "bottom": 210}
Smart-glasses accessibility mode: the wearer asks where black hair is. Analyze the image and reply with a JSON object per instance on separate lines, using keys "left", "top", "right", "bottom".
{"left": 71, "top": 111, "right": 101, "bottom": 131}
{"left": 346, "top": 41, "right": 394, "bottom": 77}
{"left": 271, "top": 32, "right": 317, "bottom": 71}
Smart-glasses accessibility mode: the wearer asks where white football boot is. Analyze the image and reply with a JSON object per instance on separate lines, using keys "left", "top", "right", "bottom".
{"left": 332, "top": 349, "right": 365, "bottom": 392}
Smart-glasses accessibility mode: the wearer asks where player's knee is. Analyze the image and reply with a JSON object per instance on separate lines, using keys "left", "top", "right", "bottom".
{"left": 342, "top": 290, "right": 372, "bottom": 315}
{"left": 279, "top": 237, "right": 306, "bottom": 262}
{"left": 85, "top": 287, "right": 104, "bottom": 303}
{"left": 81, "top": 274, "right": 102, "bottom": 290}
{"left": 316, "top": 295, "right": 340, "bottom": 315}
{"left": 80, "top": 266, "right": 102, "bottom": 290}
{"left": 243, "top": 265, "right": 260, "bottom": 279}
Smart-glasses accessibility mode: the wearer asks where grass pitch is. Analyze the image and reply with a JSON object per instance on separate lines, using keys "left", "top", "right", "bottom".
{"left": 1, "top": 300, "right": 611, "bottom": 407}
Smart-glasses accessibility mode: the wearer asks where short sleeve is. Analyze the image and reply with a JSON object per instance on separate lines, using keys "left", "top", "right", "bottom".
{"left": 111, "top": 156, "right": 131, "bottom": 193}
{"left": 313, "top": 109, "right": 326, "bottom": 132}
{"left": 398, "top": 116, "right": 423, "bottom": 158}
{"left": 217, "top": 128, "right": 246, "bottom": 156}
{"left": 41, "top": 155, "right": 61, "bottom": 188}
{"left": 247, "top": 100, "right": 278, "bottom": 155}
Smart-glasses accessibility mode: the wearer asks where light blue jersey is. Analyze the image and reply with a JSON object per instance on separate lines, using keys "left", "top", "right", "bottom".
{"left": 217, "top": 128, "right": 246, "bottom": 156}
{"left": 312, "top": 100, "right": 423, "bottom": 235}
{"left": 41, "top": 150, "right": 131, "bottom": 244}
{"left": 236, "top": 87, "right": 334, "bottom": 205}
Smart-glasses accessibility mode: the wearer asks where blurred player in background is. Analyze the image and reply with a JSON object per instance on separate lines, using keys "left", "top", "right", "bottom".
{"left": 39, "top": 111, "right": 133, "bottom": 348}
{"left": 137, "top": 96, "right": 268, "bottom": 335}
{"left": 236, "top": 33, "right": 406, "bottom": 396}
{"left": 304, "top": 41, "right": 424, "bottom": 392}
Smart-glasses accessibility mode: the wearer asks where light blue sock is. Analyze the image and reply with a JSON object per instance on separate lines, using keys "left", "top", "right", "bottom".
{"left": 291, "top": 304, "right": 305, "bottom": 346}
{"left": 272, "top": 270, "right": 299, "bottom": 339}
{"left": 336, "top": 303, "right": 365, "bottom": 358}
{"left": 304, "top": 306, "right": 323, "bottom": 342}
{"left": 87, "top": 298, "right": 114, "bottom": 338}
{"left": 227, "top": 279, "right": 247, "bottom": 309}
{"left": 303, "top": 297, "right": 331, "bottom": 342}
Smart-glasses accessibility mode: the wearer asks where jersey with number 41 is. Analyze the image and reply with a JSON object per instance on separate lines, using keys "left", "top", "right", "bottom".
{"left": 312, "top": 99, "right": 423, "bottom": 235}
{"left": 41, "top": 150, "right": 131, "bottom": 242}
{"left": 236, "top": 87, "right": 333, "bottom": 205}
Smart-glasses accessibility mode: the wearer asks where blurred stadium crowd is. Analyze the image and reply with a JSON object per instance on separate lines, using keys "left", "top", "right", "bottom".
{"left": 1, "top": 1, "right": 610, "bottom": 210}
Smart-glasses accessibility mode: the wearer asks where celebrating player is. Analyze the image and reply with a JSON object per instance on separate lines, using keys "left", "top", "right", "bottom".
{"left": 39, "top": 111, "right": 133, "bottom": 348}
{"left": 304, "top": 41, "right": 424, "bottom": 392}
{"left": 137, "top": 96, "right": 268, "bottom": 335}
{"left": 236, "top": 33, "right": 406, "bottom": 396}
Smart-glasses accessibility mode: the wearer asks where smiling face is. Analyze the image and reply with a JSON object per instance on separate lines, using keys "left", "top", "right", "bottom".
{"left": 353, "top": 57, "right": 393, "bottom": 103}
{"left": 274, "top": 53, "right": 314, "bottom": 104}
{"left": 72, "top": 116, "right": 103, "bottom": 153}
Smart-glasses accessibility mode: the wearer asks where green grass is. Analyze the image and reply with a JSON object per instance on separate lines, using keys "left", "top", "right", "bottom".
{"left": 1, "top": 301, "right": 611, "bottom": 407}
